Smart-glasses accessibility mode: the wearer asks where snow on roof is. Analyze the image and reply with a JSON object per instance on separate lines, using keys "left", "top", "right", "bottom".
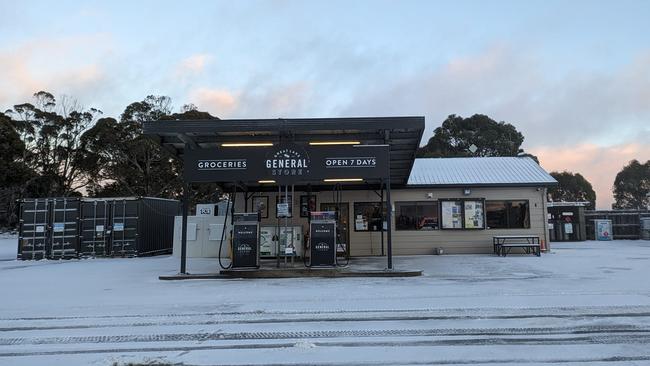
{"left": 407, "top": 156, "right": 557, "bottom": 186}
{"left": 547, "top": 201, "right": 591, "bottom": 207}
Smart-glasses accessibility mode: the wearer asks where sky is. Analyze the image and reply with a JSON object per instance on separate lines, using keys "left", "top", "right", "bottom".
{"left": 1, "top": 0, "right": 649, "bottom": 209}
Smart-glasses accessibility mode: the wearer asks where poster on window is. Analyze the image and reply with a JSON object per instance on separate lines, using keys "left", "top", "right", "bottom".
{"left": 355, "top": 216, "right": 367, "bottom": 231}
{"left": 276, "top": 195, "right": 293, "bottom": 218}
{"left": 464, "top": 201, "right": 484, "bottom": 229}
{"left": 441, "top": 201, "right": 462, "bottom": 229}
{"left": 564, "top": 223, "right": 574, "bottom": 234}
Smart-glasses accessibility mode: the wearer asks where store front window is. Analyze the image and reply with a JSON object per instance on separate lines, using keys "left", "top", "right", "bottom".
{"left": 353, "top": 202, "right": 386, "bottom": 231}
{"left": 486, "top": 200, "right": 530, "bottom": 229}
{"left": 440, "top": 199, "right": 485, "bottom": 229}
{"left": 440, "top": 200, "right": 463, "bottom": 229}
{"left": 464, "top": 200, "right": 485, "bottom": 229}
{"left": 396, "top": 201, "right": 439, "bottom": 230}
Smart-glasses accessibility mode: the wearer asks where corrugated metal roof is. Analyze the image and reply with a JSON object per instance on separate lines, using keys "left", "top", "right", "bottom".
{"left": 407, "top": 157, "right": 557, "bottom": 186}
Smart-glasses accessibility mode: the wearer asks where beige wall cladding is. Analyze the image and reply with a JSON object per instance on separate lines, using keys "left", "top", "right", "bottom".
{"left": 232, "top": 185, "right": 548, "bottom": 255}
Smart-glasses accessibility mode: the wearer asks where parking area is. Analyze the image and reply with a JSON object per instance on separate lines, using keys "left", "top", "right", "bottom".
{"left": 1, "top": 238, "right": 650, "bottom": 365}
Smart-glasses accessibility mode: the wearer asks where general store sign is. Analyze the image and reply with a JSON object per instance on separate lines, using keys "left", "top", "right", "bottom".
{"left": 185, "top": 144, "right": 389, "bottom": 184}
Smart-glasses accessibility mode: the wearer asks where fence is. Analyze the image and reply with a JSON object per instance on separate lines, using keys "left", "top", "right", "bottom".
{"left": 584, "top": 210, "right": 650, "bottom": 240}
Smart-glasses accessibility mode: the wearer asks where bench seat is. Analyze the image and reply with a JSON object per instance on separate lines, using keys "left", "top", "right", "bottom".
{"left": 498, "top": 243, "right": 541, "bottom": 257}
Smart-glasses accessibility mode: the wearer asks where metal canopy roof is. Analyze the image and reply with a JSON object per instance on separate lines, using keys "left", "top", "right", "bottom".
{"left": 407, "top": 157, "right": 558, "bottom": 187}
{"left": 144, "top": 116, "right": 425, "bottom": 185}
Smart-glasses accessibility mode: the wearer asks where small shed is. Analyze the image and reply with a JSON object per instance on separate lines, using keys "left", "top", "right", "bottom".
{"left": 547, "top": 202, "right": 589, "bottom": 242}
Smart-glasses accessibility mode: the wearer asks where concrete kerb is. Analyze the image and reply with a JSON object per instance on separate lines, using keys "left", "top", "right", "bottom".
{"left": 159, "top": 268, "right": 422, "bottom": 280}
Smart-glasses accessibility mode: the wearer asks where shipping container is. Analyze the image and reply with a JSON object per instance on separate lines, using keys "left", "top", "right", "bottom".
{"left": 18, "top": 197, "right": 81, "bottom": 260}
{"left": 79, "top": 197, "right": 180, "bottom": 257}
{"left": 80, "top": 199, "right": 111, "bottom": 257}
{"left": 18, "top": 196, "right": 179, "bottom": 260}
{"left": 50, "top": 198, "right": 81, "bottom": 259}
{"left": 18, "top": 198, "right": 53, "bottom": 260}
{"left": 585, "top": 210, "right": 650, "bottom": 240}
{"left": 641, "top": 218, "right": 650, "bottom": 240}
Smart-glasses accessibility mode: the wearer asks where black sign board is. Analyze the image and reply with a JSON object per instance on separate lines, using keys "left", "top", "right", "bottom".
{"left": 184, "top": 144, "right": 389, "bottom": 184}
{"left": 309, "top": 222, "right": 336, "bottom": 267}
{"left": 232, "top": 223, "right": 259, "bottom": 268}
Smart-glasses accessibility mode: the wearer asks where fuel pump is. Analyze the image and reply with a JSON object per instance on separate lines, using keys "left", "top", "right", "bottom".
{"left": 307, "top": 211, "right": 337, "bottom": 267}
{"left": 231, "top": 212, "right": 261, "bottom": 269}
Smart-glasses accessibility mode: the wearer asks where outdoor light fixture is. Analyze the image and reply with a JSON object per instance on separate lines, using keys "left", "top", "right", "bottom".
{"left": 309, "top": 141, "right": 361, "bottom": 146}
{"left": 323, "top": 178, "right": 363, "bottom": 182}
{"left": 258, "top": 180, "right": 276, "bottom": 184}
{"left": 221, "top": 142, "right": 274, "bottom": 147}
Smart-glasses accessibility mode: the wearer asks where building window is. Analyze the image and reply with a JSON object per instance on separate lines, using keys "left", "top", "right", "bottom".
{"left": 440, "top": 199, "right": 485, "bottom": 229}
{"left": 440, "top": 200, "right": 463, "bottom": 229}
{"left": 396, "top": 201, "right": 439, "bottom": 230}
{"left": 353, "top": 202, "right": 386, "bottom": 231}
{"left": 299, "top": 195, "right": 317, "bottom": 217}
{"left": 251, "top": 196, "right": 269, "bottom": 218}
{"left": 464, "top": 200, "right": 485, "bottom": 229}
{"left": 486, "top": 200, "right": 530, "bottom": 229}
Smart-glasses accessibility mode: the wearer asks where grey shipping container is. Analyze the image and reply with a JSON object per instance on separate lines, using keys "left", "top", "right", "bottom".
{"left": 79, "top": 197, "right": 180, "bottom": 257}
{"left": 585, "top": 210, "right": 650, "bottom": 240}
{"left": 18, "top": 197, "right": 81, "bottom": 260}
{"left": 79, "top": 199, "right": 111, "bottom": 256}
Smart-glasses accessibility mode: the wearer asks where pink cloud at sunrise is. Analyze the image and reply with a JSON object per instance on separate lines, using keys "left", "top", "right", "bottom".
{"left": 531, "top": 142, "right": 650, "bottom": 209}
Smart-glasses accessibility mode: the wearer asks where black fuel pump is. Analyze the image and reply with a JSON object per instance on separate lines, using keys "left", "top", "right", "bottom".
{"left": 231, "top": 212, "right": 261, "bottom": 269}
{"left": 307, "top": 211, "right": 337, "bottom": 267}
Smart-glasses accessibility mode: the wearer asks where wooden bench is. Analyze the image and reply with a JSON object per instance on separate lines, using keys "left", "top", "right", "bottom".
{"left": 493, "top": 235, "right": 541, "bottom": 257}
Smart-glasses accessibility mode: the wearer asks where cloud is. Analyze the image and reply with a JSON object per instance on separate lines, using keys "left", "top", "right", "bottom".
{"left": 531, "top": 137, "right": 650, "bottom": 209}
{"left": 340, "top": 45, "right": 650, "bottom": 149}
{"left": 187, "top": 82, "right": 312, "bottom": 118}
{"left": 0, "top": 34, "right": 112, "bottom": 110}
{"left": 189, "top": 88, "right": 238, "bottom": 115}
{"left": 174, "top": 54, "right": 213, "bottom": 79}
{"left": 337, "top": 45, "right": 650, "bottom": 209}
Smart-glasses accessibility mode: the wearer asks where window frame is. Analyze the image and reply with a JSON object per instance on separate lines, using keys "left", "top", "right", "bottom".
{"left": 462, "top": 199, "right": 486, "bottom": 230}
{"left": 485, "top": 199, "right": 531, "bottom": 229}
{"left": 250, "top": 195, "right": 269, "bottom": 219}
{"left": 299, "top": 195, "right": 317, "bottom": 217}
{"left": 353, "top": 201, "right": 387, "bottom": 232}
{"left": 395, "top": 200, "right": 440, "bottom": 231}
{"left": 439, "top": 198, "right": 486, "bottom": 231}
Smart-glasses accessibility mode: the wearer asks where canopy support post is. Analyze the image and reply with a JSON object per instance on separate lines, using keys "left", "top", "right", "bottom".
{"left": 180, "top": 181, "right": 189, "bottom": 274}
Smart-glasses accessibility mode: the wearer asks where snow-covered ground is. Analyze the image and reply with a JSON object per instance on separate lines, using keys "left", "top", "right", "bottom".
{"left": 1, "top": 236, "right": 650, "bottom": 365}
{"left": 0, "top": 233, "right": 18, "bottom": 261}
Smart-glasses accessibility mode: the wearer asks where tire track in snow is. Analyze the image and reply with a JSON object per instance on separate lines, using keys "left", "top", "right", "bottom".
{"left": 4, "top": 304, "right": 650, "bottom": 321}
{"left": 3, "top": 305, "right": 650, "bottom": 322}
{"left": 2, "top": 336, "right": 650, "bottom": 358}
{"left": 1, "top": 325, "right": 650, "bottom": 346}
{"left": 3, "top": 309, "right": 650, "bottom": 332}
